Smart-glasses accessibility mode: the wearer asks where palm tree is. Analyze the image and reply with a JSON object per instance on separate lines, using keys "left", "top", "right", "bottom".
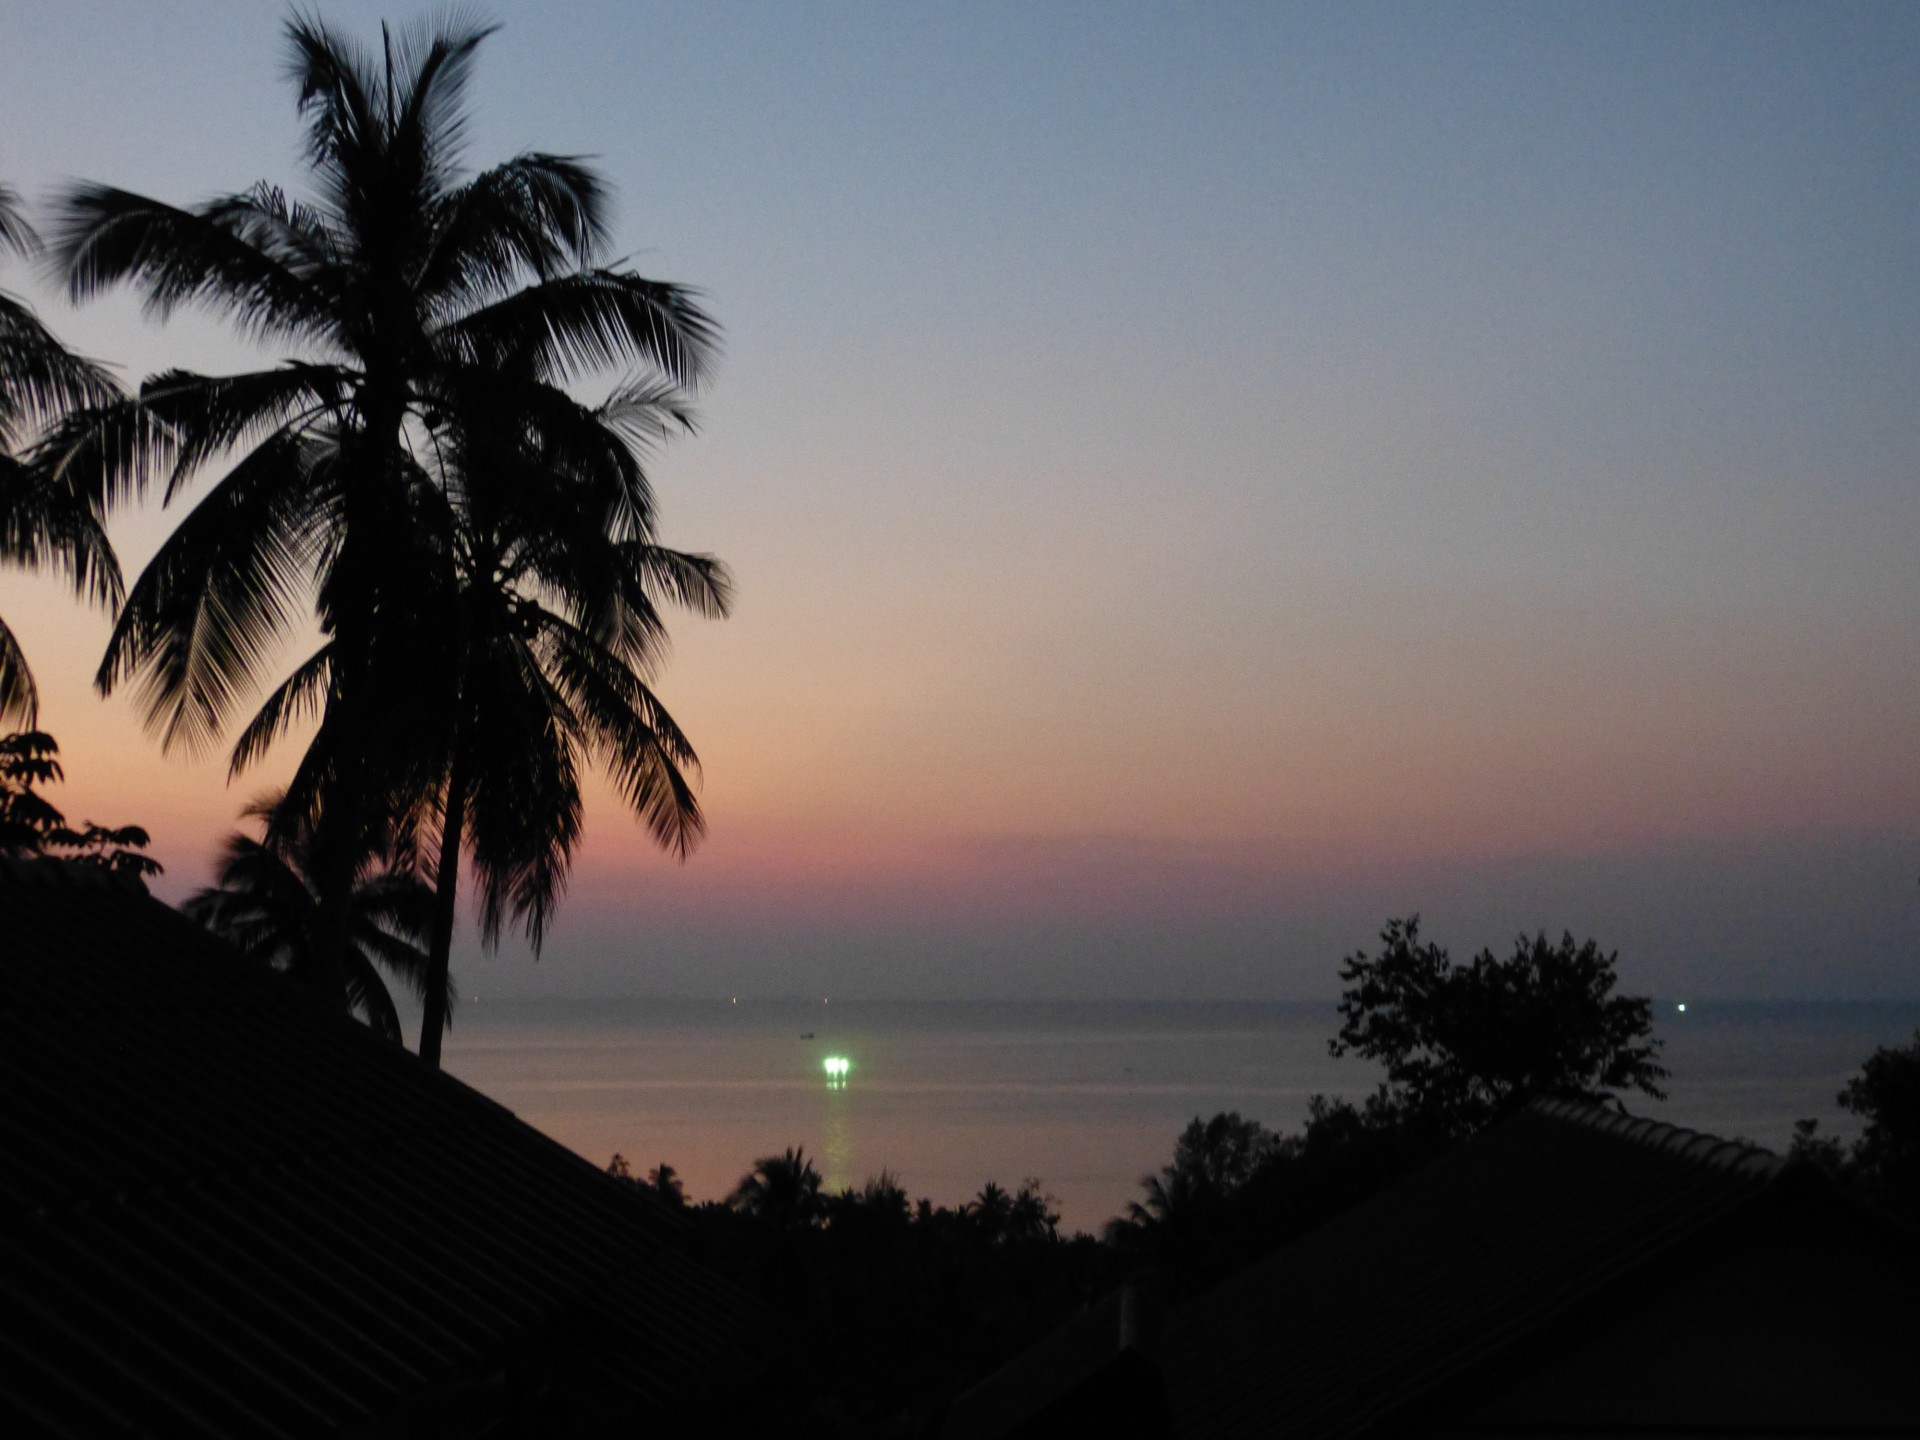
{"left": 45, "top": 16, "right": 716, "bottom": 1007}
{"left": 0, "top": 183, "right": 119, "bottom": 725}
{"left": 395, "top": 368, "right": 730, "bottom": 1065}
{"left": 728, "top": 1147, "right": 825, "bottom": 1229}
{"left": 184, "top": 794, "right": 434, "bottom": 1043}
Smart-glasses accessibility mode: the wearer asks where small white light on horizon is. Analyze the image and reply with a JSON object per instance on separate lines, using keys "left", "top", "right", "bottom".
{"left": 1677, "top": 1002, "right": 1687, "bottom": 1013}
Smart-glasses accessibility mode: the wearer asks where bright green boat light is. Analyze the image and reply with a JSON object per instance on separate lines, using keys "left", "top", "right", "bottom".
{"left": 823, "top": 1055, "right": 851, "bottom": 1088}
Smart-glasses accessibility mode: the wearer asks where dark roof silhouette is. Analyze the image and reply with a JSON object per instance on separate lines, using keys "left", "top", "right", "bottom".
{"left": 0, "top": 859, "right": 762, "bottom": 1437}
{"left": 946, "top": 1100, "right": 1920, "bottom": 1440}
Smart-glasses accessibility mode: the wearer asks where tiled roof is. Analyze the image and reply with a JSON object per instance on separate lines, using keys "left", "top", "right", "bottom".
{"left": 1158, "top": 1101, "right": 1787, "bottom": 1439}
{"left": 0, "top": 859, "right": 761, "bottom": 1437}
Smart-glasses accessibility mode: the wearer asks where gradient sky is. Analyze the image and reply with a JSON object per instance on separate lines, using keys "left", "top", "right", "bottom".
{"left": 2, "top": 2, "right": 1917, "bottom": 1000}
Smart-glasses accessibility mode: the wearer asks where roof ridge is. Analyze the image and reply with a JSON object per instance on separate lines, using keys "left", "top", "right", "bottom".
{"left": 1527, "top": 1097, "right": 1785, "bottom": 1178}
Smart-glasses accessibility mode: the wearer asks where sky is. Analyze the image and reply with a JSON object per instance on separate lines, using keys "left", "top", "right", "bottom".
{"left": 2, "top": 1, "right": 1917, "bottom": 1000}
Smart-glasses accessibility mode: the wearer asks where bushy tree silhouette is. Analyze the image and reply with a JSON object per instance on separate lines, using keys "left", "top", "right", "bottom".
{"left": 0, "top": 731, "right": 159, "bottom": 881}
{"left": 1333, "top": 915, "right": 1667, "bottom": 1138}
{"left": 1794, "top": 1032, "right": 1920, "bottom": 1223}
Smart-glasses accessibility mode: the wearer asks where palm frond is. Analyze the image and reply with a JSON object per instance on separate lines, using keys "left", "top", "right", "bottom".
{"left": 228, "top": 643, "right": 332, "bottom": 778}
{"left": 98, "top": 432, "right": 327, "bottom": 754}
{"left": 353, "top": 920, "right": 436, "bottom": 998}
{"left": 595, "top": 374, "right": 696, "bottom": 451}
{"left": 0, "top": 446, "right": 122, "bottom": 608}
{"left": 628, "top": 543, "right": 734, "bottom": 620}
{"left": 0, "top": 290, "right": 119, "bottom": 443}
{"left": 536, "top": 609, "right": 703, "bottom": 859}
{"left": 343, "top": 943, "right": 404, "bottom": 1042}
{"left": 384, "top": 14, "right": 497, "bottom": 195}
{"left": 462, "top": 632, "right": 582, "bottom": 947}
{"left": 53, "top": 184, "right": 329, "bottom": 342}
{"left": 353, "top": 868, "right": 435, "bottom": 940}
{"left": 197, "top": 183, "right": 343, "bottom": 280}
{"left": 0, "top": 183, "right": 37, "bottom": 258}
{"left": 437, "top": 269, "right": 719, "bottom": 389}
{"left": 135, "top": 363, "right": 347, "bottom": 503}
{"left": 0, "top": 614, "right": 38, "bottom": 728}
{"left": 419, "top": 153, "right": 609, "bottom": 309}
{"left": 284, "top": 16, "right": 383, "bottom": 185}
{"left": 31, "top": 397, "right": 180, "bottom": 515}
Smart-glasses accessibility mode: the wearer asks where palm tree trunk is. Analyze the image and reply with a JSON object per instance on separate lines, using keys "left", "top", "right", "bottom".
{"left": 316, "top": 392, "right": 406, "bottom": 1015}
{"left": 419, "top": 743, "right": 468, "bottom": 1066}
{"left": 310, "top": 764, "right": 359, "bottom": 1012}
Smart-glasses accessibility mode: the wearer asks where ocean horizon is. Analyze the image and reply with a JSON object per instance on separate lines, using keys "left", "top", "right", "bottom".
{"left": 437, "top": 996, "right": 1920, "bottom": 1233}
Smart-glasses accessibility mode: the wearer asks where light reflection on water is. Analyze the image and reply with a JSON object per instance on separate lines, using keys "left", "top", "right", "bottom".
{"left": 440, "top": 998, "right": 1920, "bottom": 1233}
{"left": 822, "top": 1088, "right": 852, "bottom": 1195}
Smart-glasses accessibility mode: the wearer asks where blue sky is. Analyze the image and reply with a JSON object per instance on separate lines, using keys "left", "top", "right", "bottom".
{"left": 2, "top": 2, "right": 1917, "bottom": 998}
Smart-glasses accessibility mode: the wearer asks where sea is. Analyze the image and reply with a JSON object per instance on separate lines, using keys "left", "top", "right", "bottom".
{"left": 440, "top": 998, "right": 1920, "bottom": 1235}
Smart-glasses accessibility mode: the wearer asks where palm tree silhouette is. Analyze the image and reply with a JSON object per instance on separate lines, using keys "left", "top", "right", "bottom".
{"left": 0, "top": 182, "right": 118, "bottom": 725}
{"left": 646, "top": 1163, "right": 687, "bottom": 1208}
{"left": 46, "top": 16, "right": 715, "bottom": 1006}
{"left": 399, "top": 363, "right": 730, "bottom": 1066}
{"left": 728, "top": 1148, "right": 825, "bottom": 1229}
{"left": 185, "top": 794, "right": 434, "bottom": 1043}
{"left": 971, "top": 1180, "right": 1013, "bottom": 1242}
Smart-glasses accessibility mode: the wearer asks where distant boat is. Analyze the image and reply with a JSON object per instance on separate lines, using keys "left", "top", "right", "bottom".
{"left": 799, "top": 1032, "right": 816, "bottom": 1040}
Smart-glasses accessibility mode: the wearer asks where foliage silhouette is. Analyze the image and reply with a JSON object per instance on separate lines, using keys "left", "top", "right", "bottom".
{"left": 606, "top": 1154, "right": 688, "bottom": 1209}
{"left": 185, "top": 793, "right": 434, "bottom": 1042}
{"left": 0, "top": 730, "right": 160, "bottom": 881}
{"left": 727, "top": 1146, "right": 825, "bottom": 1229}
{"left": 1110, "top": 919, "right": 1666, "bottom": 1298}
{"left": 1792, "top": 1031, "right": 1920, "bottom": 1224}
{"left": 407, "top": 361, "right": 729, "bottom": 1066}
{"left": 1837, "top": 1031, "right": 1920, "bottom": 1211}
{"left": 1332, "top": 915, "right": 1667, "bottom": 1138}
{"left": 606, "top": 1153, "right": 1100, "bottom": 1435}
{"left": 46, "top": 15, "right": 717, "bottom": 1008}
{"left": 0, "top": 182, "right": 120, "bottom": 726}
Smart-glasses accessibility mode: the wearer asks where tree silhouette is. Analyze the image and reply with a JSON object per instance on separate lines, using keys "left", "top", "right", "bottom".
{"left": 1112, "top": 1112, "right": 1279, "bottom": 1237}
{"left": 185, "top": 794, "right": 434, "bottom": 1043}
{"left": 0, "top": 730, "right": 160, "bottom": 881}
{"left": 0, "top": 182, "right": 119, "bottom": 725}
{"left": 1332, "top": 915, "right": 1667, "bottom": 1138}
{"left": 606, "top": 1154, "right": 688, "bottom": 1208}
{"left": 46, "top": 16, "right": 715, "bottom": 1008}
{"left": 1796, "top": 1032, "right": 1920, "bottom": 1223}
{"left": 402, "top": 361, "right": 729, "bottom": 1065}
{"left": 728, "top": 1147, "right": 825, "bottom": 1229}
{"left": 1837, "top": 1031, "right": 1920, "bottom": 1214}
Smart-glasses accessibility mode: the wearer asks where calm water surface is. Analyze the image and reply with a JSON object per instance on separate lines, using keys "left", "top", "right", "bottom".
{"left": 442, "top": 999, "right": 1920, "bottom": 1233}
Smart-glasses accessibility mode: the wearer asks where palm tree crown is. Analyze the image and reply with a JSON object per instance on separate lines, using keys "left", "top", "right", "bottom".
{"left": 49, "top": 14, "right": 714, "bottom": 758}
{"left": 0, "top": 183, "right": 120, "bottom": 726}
{"left": 729, "top": 1147, "right": 826, "bottom": 1229}
{"left": 44, "top": 16, "right": 724, "bottom": 1010}
{"left": 185, "top": 794, "right": 434, "bottom": 1043}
